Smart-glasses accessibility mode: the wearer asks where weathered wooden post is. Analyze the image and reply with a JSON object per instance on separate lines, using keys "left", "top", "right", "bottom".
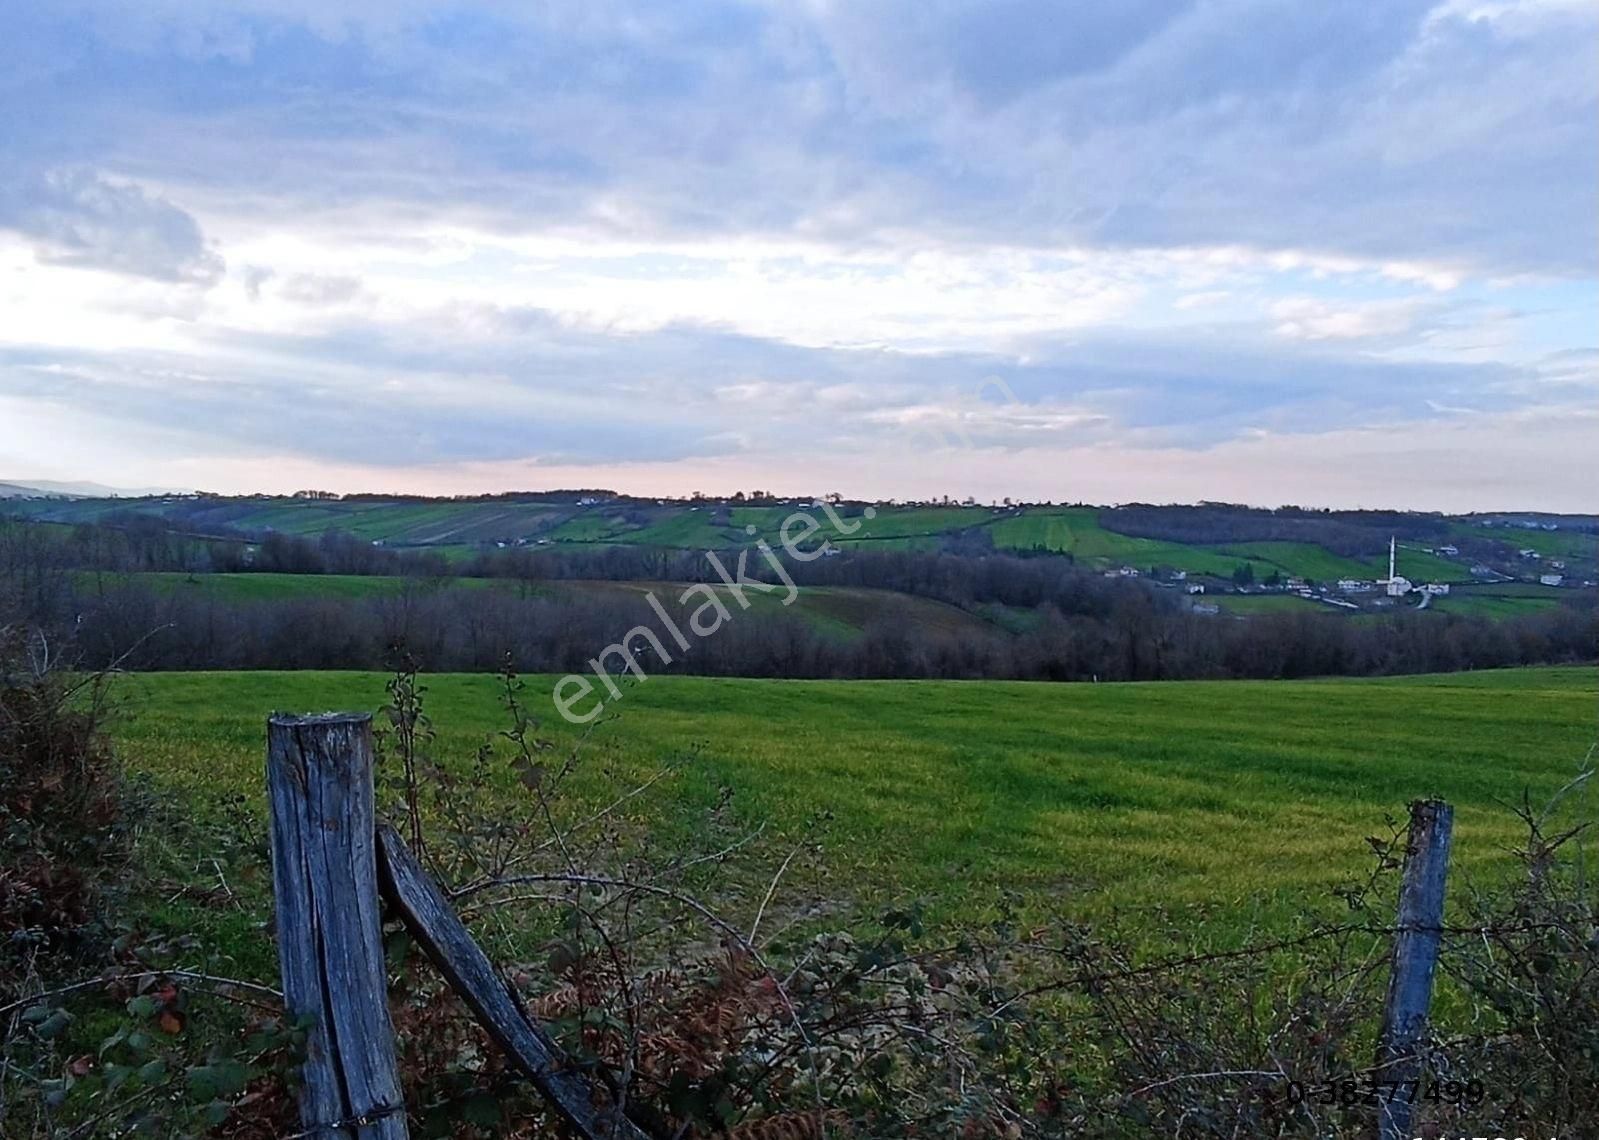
{"left": 268, "top": 714, "right": 408, "bottom": 1139}
{"left": 1375, "top": 798, "right": 1453, "bottom": 1140}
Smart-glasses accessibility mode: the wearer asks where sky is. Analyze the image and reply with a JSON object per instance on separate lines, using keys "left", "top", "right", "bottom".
{"left": 0, "top": 0, "right": 1595, "bottom": 510}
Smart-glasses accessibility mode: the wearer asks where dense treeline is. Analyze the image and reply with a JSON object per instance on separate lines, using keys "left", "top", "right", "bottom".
{"left": 31, "top": 573, "right": 1599, "bottom": 684}
{"left": 4, "top": 516, "right": 1593, "bottom": 683}
{"left": 463, "top": 544, "right": 1119, "bottom": 614}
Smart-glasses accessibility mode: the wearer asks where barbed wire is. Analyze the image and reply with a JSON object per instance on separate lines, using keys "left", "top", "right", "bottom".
{"left": 280, "top": 1101, "right": 406, "bottom": 1139}
{"left": 988, "top": 917, "right": 1576, "bottom": 1015}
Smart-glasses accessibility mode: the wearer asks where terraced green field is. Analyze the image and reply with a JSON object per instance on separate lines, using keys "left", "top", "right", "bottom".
{"left": 832, "top": 507, "right": 988, "bottom": 542}
{"left": 12, "top": 497, "right": 573, "bottom": 547}
{"left": 990, "top": 508, "right": 1280, "bottom": 577}
{"left": 112, "top": 666, "right": 1597, "bottom": 930}
{"left": 1202, "top": 541, "right": 1469, "bottom": 584}
{"left": 1451, "top": 522, "right": 1597, "bottom": 563}
{"left": 15, "top": 494, "right": 1593, "bottom": 595}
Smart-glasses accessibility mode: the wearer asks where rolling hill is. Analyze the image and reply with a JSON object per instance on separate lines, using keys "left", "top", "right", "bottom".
{"left": 12, "top": 494, "right": 1596, "bottom": 612}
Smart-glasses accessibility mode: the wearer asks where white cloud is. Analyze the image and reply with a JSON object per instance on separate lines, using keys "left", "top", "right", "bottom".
{"left": 1269, "top": 296, "right": 1434, "bottom": 341}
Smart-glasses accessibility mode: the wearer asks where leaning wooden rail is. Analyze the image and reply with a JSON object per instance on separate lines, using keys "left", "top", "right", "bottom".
{"left": 375, "top": 823, "right": 647, "bottom": 1138}
{"left": 267, "top": 712, "right": 649, "bottom": 1140}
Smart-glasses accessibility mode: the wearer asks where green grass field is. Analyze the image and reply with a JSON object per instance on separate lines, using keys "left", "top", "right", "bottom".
{"left": 1433, "top": 595, "right": 1564, "bottom": 619}
{"left": 71, "top": 570, "right": 507, "bottom": 601}
{"left": 1451, "top": 522, "right": 1597, "bottom": 563}
{"left": 832, "top": 507, "right": 989, "bottom": 542}
{"left": 111, "top": 666, "right": 1597, "bottom": 932}
{"left": 990, "top": 508, "right": 1280, "bottom": 577}
{"left": 1211, "top": 593, "right": 1333, "bottom": 615}
{"left": 1436, "top": 582, "right": 1580, "bottom": 619}
{"left": 1453, "top": 582, "right": 1576, "bottom": 598}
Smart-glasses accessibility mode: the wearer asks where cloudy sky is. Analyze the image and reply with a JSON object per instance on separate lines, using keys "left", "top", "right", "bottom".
{"left": 1, "top": 0, "right": 1594, "bottom": 509}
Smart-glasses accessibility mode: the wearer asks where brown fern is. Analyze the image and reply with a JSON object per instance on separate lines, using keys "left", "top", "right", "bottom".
{"left": 720, "top": 1109, "right": 847, "bottom": 1140}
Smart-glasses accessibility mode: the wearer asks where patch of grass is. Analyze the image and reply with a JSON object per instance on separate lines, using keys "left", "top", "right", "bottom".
{"left": 1432, "top": 595, "right": 1563, "bottom": 619}
{"left": 1212, "top": 593, "right": 1333, "bottom": 615}
{"left": 620, "top": 511, "right": 744, "bottom": 548}
{"left": 109, "top": 666, "right": 1598, "bottom": 937}
{"left": 1434, "top": 581, "right": 1589, "bottom": 619}
{"left": 1452, "top": 582, "right": 1577, "bottom": 598}
{"left": 1451, "top": 523, "right": 1598, "bottom": 563}
{"left": 992, "top": 509, "right": 1277, "bottom": 577}
{"left": 543, "top": 511, "right": 640, "bottom": 543}
{"left": 832, "top": 507, "right": 994, "bottom": 542}
{"left": 70, "top": 571, "right": 503, "bottom": 601}
{"left": 1203, "top": 541, "right": 1373, "bottom": 583}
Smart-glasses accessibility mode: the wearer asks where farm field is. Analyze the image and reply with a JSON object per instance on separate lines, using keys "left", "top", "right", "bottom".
{"left": 1205, "top": 541, "right": 1470, "bottom": 584}
{"left": 990, "top": 507, "right": 1277, "bottom": 578}
{"left": 69, "top": 572, "right": 992, "bottom": 641}
{"left": 1436, "top": 581, "right": 1576, "bottom": 619}
{"left": 537, "top": 580, "right": 992, "bottom": 639}
{"left": 1451, "top": 522, "right": 1598, "bottom": 562}
{"left": 1434, "top": 595, "right": 1563, "bottom": 619}
{"left": 14, "top": 494, "right": 1598, "bottom": 641}
{"left": 112, "top": 665, "right": 1598, "bottom": 933}
{"left": 13, "top": 494, "right": 1597, "bottom": 588}
{"left": 1211, "top": 593, "right": 1333, "bottom": 615}
{"left": 71, "top": 570, "right": 503, "bottom": 601}
{"left": 70, "top": 568, "right": 1593, "bottom": 638}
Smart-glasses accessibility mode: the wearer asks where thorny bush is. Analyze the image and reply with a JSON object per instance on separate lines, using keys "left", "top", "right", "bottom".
{"left": 0, "top": 626, "right": 134, "bottom": 954}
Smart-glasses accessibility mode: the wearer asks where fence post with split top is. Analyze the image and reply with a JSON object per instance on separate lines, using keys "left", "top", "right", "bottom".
{"left": 267, "top": 712, "right": 408, "bottom": 1139}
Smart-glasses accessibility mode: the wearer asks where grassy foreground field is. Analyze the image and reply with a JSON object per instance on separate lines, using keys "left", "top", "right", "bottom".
{"left": 112, "top": 666, "right": 1597, "bottom": 930}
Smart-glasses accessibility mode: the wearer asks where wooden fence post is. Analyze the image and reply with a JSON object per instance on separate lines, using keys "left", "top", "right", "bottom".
{"left": 268, "top": 714, "right": 408, "bottom": 1139}
{"left": 1375, "top": 798, "right": 1453, "bottom": 1140}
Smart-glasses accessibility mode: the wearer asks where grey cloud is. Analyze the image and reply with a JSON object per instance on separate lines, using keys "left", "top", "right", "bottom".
{"left": 0, "top": 169, "right": 224, "bottom": 284}
{"left": 277, "top": 273, "right": 365, "bottom": 305}
{"left": 0, "top": 301, "right": 1547, "bottom": 472}
{"left": 242, "top": 266, "right": 274, "bottom": 299}
{"left": 3, "top": 1, "right": 1592, "bottom": 274}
